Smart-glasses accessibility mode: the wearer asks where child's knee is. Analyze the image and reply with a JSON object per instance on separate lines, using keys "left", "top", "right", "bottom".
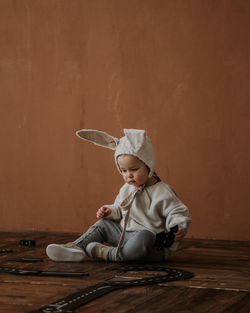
{"left": 94, "top": 218, "right": 110, "bottom": 228}
{"left": 136, "top": 230, "right": 155, "bottom": 252}
{"left": 119, "top": 230, "right": 155, "bottom": 261}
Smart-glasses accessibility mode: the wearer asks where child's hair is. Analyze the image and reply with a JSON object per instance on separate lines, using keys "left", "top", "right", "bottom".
{"left": 153, "top": 171, "right": 161, "bottom": 182}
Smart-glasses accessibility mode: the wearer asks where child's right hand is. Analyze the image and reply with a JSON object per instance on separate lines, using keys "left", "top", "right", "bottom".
{"left": 174, "top": 228, "right": 185, "bottom": 242}
{"left": 96, "top": 206, "right": 111, "bottom": 219}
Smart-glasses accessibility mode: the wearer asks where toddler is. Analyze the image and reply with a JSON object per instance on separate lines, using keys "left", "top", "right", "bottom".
{"left": 46, "top": 129, "right": 191, "bottom": 262}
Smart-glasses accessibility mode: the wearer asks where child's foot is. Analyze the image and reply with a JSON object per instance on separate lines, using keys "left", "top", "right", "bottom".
{"left": 86, "top": 242, "right": 112, "bottom": 261}
{"left": 46, "top": 242, "right": 86, "bottom": 262}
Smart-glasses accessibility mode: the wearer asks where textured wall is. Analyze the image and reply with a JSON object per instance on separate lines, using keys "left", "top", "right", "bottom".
{"left": 0, "top": 0, "right": 249, "bottom": 240}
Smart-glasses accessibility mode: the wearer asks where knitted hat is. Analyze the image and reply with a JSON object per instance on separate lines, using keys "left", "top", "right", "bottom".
{"left": 76, "top": 128, "right": 155, "bottom": 177}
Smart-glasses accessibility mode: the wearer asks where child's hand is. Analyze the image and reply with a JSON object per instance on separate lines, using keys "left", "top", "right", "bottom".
{"left": 174, "top": 228, "right": 185, "bottom": 242}
{"left": 96, "top": 206, "right": 111, "bottom": 219}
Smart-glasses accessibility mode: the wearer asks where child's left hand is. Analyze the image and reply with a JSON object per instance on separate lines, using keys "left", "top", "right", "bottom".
{"left": 174, "top": 228, "right": 185, "bottom": 242}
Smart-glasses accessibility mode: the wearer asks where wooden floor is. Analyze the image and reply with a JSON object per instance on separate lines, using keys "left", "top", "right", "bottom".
{"left": 0, "top": 231, "right": 249, "bottom": 313}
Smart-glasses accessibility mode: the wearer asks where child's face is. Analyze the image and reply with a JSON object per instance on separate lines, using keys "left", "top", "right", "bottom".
{"left": 117, "top": 155, "right": 149, "bottom": 187}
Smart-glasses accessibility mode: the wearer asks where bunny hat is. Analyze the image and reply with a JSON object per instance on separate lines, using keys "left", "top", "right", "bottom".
{"left": 76, "top": 128, "right": 155, "bottom": 178}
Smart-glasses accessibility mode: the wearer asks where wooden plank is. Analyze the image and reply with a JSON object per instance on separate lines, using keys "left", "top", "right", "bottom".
{"left": 76, "top": 286, "right": 250, "bottom": 313}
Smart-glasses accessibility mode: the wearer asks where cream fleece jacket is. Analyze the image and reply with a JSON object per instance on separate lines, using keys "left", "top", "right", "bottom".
{"left": 105, "top": 181, "right": 192, "bottom": 236}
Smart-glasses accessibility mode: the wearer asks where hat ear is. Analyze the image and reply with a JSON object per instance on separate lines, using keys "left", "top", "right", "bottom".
{"left": 76, "top": 129, "right": 118, "bottom": 150}
{"left": 123, "top": 129, "right": 146, "bottom": 151}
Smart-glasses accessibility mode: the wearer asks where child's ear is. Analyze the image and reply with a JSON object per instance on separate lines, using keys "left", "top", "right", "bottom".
{"left": 76, "top": 129, "right": 119, "bottom": 150}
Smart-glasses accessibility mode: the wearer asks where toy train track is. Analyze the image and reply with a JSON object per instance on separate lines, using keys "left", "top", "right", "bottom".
{"left": 29, "top": 266, "right": 193, "bottom": 313}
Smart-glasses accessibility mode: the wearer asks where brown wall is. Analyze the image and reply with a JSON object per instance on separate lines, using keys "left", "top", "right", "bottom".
{"left": 0, "top": 0, "right": 249, "bottom": 240}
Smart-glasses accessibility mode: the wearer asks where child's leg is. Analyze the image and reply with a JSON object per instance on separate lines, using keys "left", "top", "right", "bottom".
{"left": 46, "top": 219, "right": 121, "bottom": 262}
{"left": 74, "top": 219, "right": 122, "bottom": 251}
{"left": 108, "top": 229, "right": 157, "bottom": 262}
{"left": 75, "top": 221, "right": 164, "bottom": 262}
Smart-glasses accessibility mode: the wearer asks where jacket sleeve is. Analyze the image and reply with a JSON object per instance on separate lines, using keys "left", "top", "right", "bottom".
{"left": 165, "top": 202, "right": 192, "bottom": 234}
{"left": 104, "top": 203, "right": 122, "bottom": 221}
{"left": 163, "top": 185, "right": 192, "bottom": 234}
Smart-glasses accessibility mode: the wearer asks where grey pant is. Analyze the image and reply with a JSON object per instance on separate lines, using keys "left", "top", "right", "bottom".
{"left": 74, "top": 219, "right": 165, "bottom": 262}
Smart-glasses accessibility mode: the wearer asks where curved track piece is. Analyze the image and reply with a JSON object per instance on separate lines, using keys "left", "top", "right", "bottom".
{"left": 106, "top": 266, "right": 194, "bottom": 286}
